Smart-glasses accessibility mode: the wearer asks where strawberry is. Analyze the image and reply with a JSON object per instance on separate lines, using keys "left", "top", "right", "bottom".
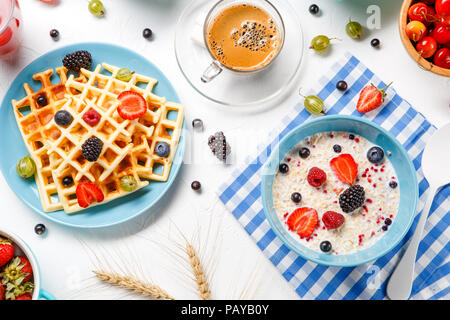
{"left": 15, "top": 293, "right": 32, "bottom": 300}
{"left": 307, "top": 167, "right": 327, "bottom": 187}
{"left": 330, "top": 154, "right": 358, "bottom": 185}
{"left": 356, "top": 82, "right": 392, "bottom": 113}
{"left": 1, "top": 256, "right": 33, "bottom": 284}
{"left": 117, "top": 91, "right": 147, "bottom": 120}
{"left": 0, "top": 284, "right": 4, "bottom": 300}
{"left": 76, "top": 182, "right": 105, "bottom": 208}
{"left": 0, "top": 238, "right": 14, "bottom": 267}
{"left": 287, "top": 207, "right": 318, "bottom": 238}
{"left": 322, "top": 211, "right": 345, "bottom": 230}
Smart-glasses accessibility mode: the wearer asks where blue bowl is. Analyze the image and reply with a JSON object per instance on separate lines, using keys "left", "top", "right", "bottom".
{"left": 0, "top": 43, "right": 185, "bottom": 229}
{"left": 261, "top": 115, "right": 418, "bottom": 267}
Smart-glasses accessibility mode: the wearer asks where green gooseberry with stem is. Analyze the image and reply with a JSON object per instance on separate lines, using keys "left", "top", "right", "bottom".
{"left": 299, "top": 89, "right": 326, "bottom": 115}
{"left": 309, "top": 35, "right": 340, "bottom": 53}
{"left": 346, "top": 18, "right": 363, "bottom": 39}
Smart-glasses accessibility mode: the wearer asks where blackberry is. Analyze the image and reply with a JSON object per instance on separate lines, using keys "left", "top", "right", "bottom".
{"left": 208, "top": 132, "right": 230, "bottom": 161}
{"left": 62, "top": 50, "right": 92, "bottom": 72}
{"left": 339, "top": 185, "right": 365, "bottom": 213}
{"left": 82, "top": 137, "right": 103, "bottom": 162}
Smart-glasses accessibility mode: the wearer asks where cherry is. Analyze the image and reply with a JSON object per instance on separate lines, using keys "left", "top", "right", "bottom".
{"left": 432, "top": 24, "right": 450, "bottom": 44}
{"left": 416, "top": 36, "right": 438, "bottom": 58}
{"left": 433, "top": 48, "right": 450, "bottom": 68}
{"left": 408, "top": 3, "right": 436, "bottom": 25}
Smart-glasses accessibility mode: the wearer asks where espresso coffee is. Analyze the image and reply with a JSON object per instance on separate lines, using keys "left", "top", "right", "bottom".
{"left": 206, "top": 4, "right": 282, "bottom": 71}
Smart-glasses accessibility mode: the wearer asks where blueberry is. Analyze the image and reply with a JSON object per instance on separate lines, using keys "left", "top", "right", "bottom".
{"left": 389, "top": 181, "right": 398, "bottom": 189}
{"left": 336, "top": 80, "right": 348, "bottom": 91}
{"left": 155, "top": 142, "right": 170, "bottom": 157}
{"left": 291, "top": 192, "right": 302, "bottom": 203}
{"left": 143, "top": 28, "right": 153, "bottom": 39}
{"left": 34, "top": 223, "right": 46, "bottom": 235}
{"left": 192, "top": 119, "right": 204, "bottom": 130}
{"left": 299, "top": 147, "right": 310, "bottom": 159}
{"left": 54, "top": 110, "right": 73, "bottom": 127}
{"left": 191, "top": 181, "right": 201, "bottom": 191}
{"left": 349, "top": 134, "right": 355, "bottom": 140}
{"left": 333, "top": 144, "right": 342, "bottom": 153}
{"left": 37, "top": 95, "right": 48, "bottom": 107}
{"left": 62, "top": 176, "right": 73, "bottom": 187}
{"left": 367, "top": 146, "right": 385, "bottom": 164}
{"left": 371, "top": 38, "right": 380, "bottom": 48}
{"left": 309, "top": 4, "right": 319, "bottom": 15}
{"left": 50, "top": 29, "right": 59, "bottom": 39}
{"left": 382, "top": 225, "right": 388, "bottom": 231}
{"left": 385, "top": 218, "right": 392, "bottom": 225}
{"left": 320, "top": 241, "right": 332, "bottom": 253}
{"left": 279, "top": 163, "right": 289, "bottom": 174}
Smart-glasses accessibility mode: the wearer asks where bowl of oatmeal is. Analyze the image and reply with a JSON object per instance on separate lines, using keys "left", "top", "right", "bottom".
{"left": 261, "top": 115, "right": 418, "bottom": 267}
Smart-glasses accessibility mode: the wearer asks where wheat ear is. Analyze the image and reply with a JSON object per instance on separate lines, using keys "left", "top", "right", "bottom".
{"left": 185, "top": 242, "right": 211, "bottom": 300}
{"left": 93, "top": 270, "right": 175, "bottom": 300}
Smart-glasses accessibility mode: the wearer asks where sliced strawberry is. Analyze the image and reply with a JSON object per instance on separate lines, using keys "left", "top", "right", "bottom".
{"left": 330, "top": 154, "right": 358, "bottom": 185}
{"left": 117, "top": 91, "right": 147, "bottom": 120}
{"left": 0, "top": 238, "right": 15, "bottom": 267}
{"left": 287, "top": 207, "right": 318, "bottom": 238}
{"left": 356, "top": 82, "right": 392, "bottom": 113}
{"left": 76, "top": 182, "right": 105, "bottom": 208}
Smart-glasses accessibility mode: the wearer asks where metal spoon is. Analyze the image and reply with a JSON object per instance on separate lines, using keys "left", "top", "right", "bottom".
{"left": 387, "top": 123, "right": 450, "bottom": 300}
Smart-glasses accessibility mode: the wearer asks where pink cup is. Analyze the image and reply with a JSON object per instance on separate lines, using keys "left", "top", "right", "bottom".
{"left": 0, "top": 0, "right": 22, "bottom": 57}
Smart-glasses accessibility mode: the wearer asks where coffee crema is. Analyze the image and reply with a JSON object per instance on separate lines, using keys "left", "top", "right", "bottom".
{"left": 206, "top": 4, "right": 282, "bottom": 71}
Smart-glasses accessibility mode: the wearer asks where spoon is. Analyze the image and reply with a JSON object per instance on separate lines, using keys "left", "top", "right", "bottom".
{"left": 387, "top": 122, "right": 450, "bottom": 300}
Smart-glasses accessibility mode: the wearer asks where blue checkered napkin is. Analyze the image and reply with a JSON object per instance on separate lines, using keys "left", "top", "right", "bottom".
{"left": 217, "top": 52, "right": 449, "bottom": 300}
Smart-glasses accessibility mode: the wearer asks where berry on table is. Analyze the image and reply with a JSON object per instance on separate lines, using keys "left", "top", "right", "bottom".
{"left": 371, "top": 38, "right": 381, "bottom": 48}
{"left": 62, "top": 50, "right": 92, "bottom": 72}
{"left": 62, "top": 176, "right": 74, "bottom": 187}
{"left": 191, "top": 181, "right": 201, "bottom": 191}
{"left": 279, "top": 163, "right": 289, "bottom": 174}
{"left": 320, "top": 240, "right": 332, "bottom": 253}
{"left": 299, "top": 90, "right": 325, "bottom": 115}
{"left": 356, "top": 82, "right": 392, "bottom": 114}
{"left": 88, "top": 0, "right": 104, "bottom": 17}
{"left": 49, "top": 29, "right": 59, "bottom": 40}
{"left": 336, "top": 80, "right": 348, "bottom": 91}
{"left": 155, "top": 142, "right": 170, "bottom": 157}
{"left": 346, "top": 18, "right": 363, "bottom": 39}
{"left": 307, "top": 167, "right": 327, "bottom": 187}
{"left": 81, "top": 137, "right": 103, "bottom": 162}
{"left": 310, "top": 35, "right": 336, "bottom": 53}
{"left": 299, "top": 147, "right": 310, "bottom": 159}
{"left": 339, "top": 185, "right": 365, "bottom": 213}
{"left": 291, "top": 192, "right": 302, "bottom": 203}
{"left": 120, "top": 175, "right": 137, "bottom": 192}
{"left": 36, "top": 95, "right": 48, "bottom": 107}
{"left": 208, "top": 132, "right": 231, "bottom": 161}
{"left": 34, "top": 224, "right": 46, "bottom": 235}
{"left": 54, "top": 110, "right": 73, "bottom": 127}
{"left": 367, "top": 146, "right": 385, "bottom": 164}
{"left": 192, "top": 119, "right": 204, "bottom": 131}
{"left": 309, "top": 4, "right": 319, "bottom": 15}
{"left": 143, "top": 28, "right": 153, "bottom": 39}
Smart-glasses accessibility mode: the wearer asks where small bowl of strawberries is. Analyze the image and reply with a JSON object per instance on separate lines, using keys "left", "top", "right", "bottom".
{"left": 400, "top": 0, "right": 450, "bottom": 76}
{"left": 0, "top": 229, "right": 55, "bottom": 300}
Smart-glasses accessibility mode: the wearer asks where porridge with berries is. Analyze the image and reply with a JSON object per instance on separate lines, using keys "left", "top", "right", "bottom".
{"left": 272, "top": 132, "right": 400, "bottom": 255}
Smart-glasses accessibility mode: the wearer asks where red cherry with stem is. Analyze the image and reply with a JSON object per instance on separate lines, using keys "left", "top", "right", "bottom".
{"left": 436, "top": 0, "right": 450, "bottom": 16}
{"left": 408, "top": 3, "right": 436, "bottom": 25}
{"left": 433, "top": 48, "right": 450, "bottom": 68}
{"left": 432, "top": 24, "right": 450, "bottom": 44}
{"left": 416, "top": 36, "right": 438, "bottom": 58}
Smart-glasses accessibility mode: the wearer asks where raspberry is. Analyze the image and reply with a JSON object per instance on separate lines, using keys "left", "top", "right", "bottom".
{"left": 322, "top": 211, "right": 345, "bottom": 230}
{"left": 307, "top": 167, "right": 327, "bottom": 187}
{"left": 82, "top": 109, "right": 101, "bottom": 126}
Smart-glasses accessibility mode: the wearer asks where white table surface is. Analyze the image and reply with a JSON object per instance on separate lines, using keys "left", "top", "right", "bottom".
{"left": 0, "top": 0, "right": 448, "bottom": 300}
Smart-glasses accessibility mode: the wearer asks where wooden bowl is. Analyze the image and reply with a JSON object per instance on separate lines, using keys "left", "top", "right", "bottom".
{"left": 399, "top": 0, "right": 450, "bottom": 77}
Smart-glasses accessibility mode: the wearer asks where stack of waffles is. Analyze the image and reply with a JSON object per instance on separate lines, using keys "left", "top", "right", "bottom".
{"left": 12, "top": 63, "right": 184, "bottom": 214}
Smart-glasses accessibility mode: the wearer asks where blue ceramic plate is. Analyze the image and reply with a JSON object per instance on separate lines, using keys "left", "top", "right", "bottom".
{"left": 261, "top": 115, "right": 418, "bottom": 267}
{"left": 0, "top": 43, "right": 185, "bottom": 229}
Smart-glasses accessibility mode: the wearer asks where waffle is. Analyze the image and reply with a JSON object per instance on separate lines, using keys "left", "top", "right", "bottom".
{"left": 42, "top": 95, "right": 149, "bottom": 214}
{"left": 65, "top": 63, "right": 185, "bottom": 181}
{"left": 11, "top": 67, "right": 84, "bottom": 212}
